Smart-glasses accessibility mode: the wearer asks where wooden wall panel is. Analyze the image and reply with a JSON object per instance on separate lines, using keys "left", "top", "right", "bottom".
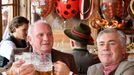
{"left": 0, "top": 1, "right": 2, "bottom": 40}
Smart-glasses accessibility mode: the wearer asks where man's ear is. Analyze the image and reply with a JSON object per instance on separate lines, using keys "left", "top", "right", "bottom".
{"left": 122, "top": 48, "right": 127, "bottom": 58}
{"left": 71, "top": 40, "right": 74, "bottom": 47}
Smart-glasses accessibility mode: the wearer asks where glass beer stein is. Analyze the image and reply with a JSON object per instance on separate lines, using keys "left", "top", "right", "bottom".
{"left": 31, "top": 52, "right": 54, "bottom": 75}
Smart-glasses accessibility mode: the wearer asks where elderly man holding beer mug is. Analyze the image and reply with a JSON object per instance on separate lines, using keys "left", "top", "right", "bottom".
{"left": 26, "top": 20, "right": 78, "bottom": 75}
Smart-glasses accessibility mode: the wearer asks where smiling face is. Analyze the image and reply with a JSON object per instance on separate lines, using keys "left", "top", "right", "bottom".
{"left": 97, "top": 32, "right": 126, "bottom": 66}
{"left": 29, "top": 22, "right": 53, "bottom": 54}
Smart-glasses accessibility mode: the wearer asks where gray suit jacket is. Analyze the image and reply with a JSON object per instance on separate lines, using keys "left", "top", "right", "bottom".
{"left": 87, "top": 61, "right": 134, "bottom": 75}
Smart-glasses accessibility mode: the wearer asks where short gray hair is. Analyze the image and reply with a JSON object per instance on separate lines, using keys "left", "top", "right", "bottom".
{"left": 28, "top": 20, "right": 51, "bottom": 36}
{"left": 96, "top": 28, "right": 126, "bottom": 47}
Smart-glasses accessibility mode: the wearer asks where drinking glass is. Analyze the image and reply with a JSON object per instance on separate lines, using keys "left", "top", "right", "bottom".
{"left": 15, "top": 52, "right": 54, "bottom": 75}
{"left": 31, "top": 52, "right": 54, "bottom": 75}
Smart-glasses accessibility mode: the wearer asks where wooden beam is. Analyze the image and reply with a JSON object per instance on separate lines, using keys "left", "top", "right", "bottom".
{"left": 0, "top": 1, "right": 2, "bottom": 40}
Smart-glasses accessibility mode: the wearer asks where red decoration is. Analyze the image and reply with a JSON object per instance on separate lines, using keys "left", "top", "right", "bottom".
{"left": 32, "top": 0, "right": 54, "bottom": 17}
{"left": 100, "top": 0, "right": 131, "bottom": 21}
{"left": 55, "top": 0, "right": 79, "bottom": 19}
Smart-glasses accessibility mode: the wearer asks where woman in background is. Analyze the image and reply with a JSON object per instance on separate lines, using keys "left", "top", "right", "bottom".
{"left": 0, "top": 16, "right": 30, "bottom": 68}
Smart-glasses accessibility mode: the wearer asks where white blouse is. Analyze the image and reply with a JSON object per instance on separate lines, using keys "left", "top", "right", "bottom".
{"left": 0, "top": 40, "right": 16, "bottom": 60}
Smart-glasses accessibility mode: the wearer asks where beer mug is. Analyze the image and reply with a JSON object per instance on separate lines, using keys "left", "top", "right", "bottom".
{"left": 14, "top": 52, "right": 33, "bottom": 74}
{"left": 31, "top": 52, "right": 54, "bottom": 75}
{"left": 15, "top": 52, "right": 32, "bottom": 63}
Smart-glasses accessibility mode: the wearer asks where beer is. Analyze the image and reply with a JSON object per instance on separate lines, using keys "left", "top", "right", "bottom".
{"left": 35, "top": 70, "right": 53, "bottom": 75}
{"left": 32, "top": 53, "right": 54, "bottom": 75}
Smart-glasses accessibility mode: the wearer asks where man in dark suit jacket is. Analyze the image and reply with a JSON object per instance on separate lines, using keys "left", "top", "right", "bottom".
{"left": 27, "top": 20, "right": 78, "bottom": 75}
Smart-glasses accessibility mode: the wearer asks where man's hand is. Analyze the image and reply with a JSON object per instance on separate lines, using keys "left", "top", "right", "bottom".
{"left": 6, "top": 60, "right": 35, "bottom": 75}
{"left": 54, "top": 61, "right": 70, "bottom": 75}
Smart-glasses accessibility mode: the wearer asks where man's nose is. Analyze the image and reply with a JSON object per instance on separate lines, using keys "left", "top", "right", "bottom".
{"left": 103, "top": 44, "right": 109, "bottom": 51}
{"left": 43, "top": 35, "right": 49, "bottom": 40}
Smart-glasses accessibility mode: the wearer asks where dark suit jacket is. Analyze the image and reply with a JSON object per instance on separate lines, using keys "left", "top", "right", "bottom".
{"left": 51, "top": 49, "right": 78, "bottom": 74}
{"left": 72, "top": 48, "right": 100, "bottom": 75}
